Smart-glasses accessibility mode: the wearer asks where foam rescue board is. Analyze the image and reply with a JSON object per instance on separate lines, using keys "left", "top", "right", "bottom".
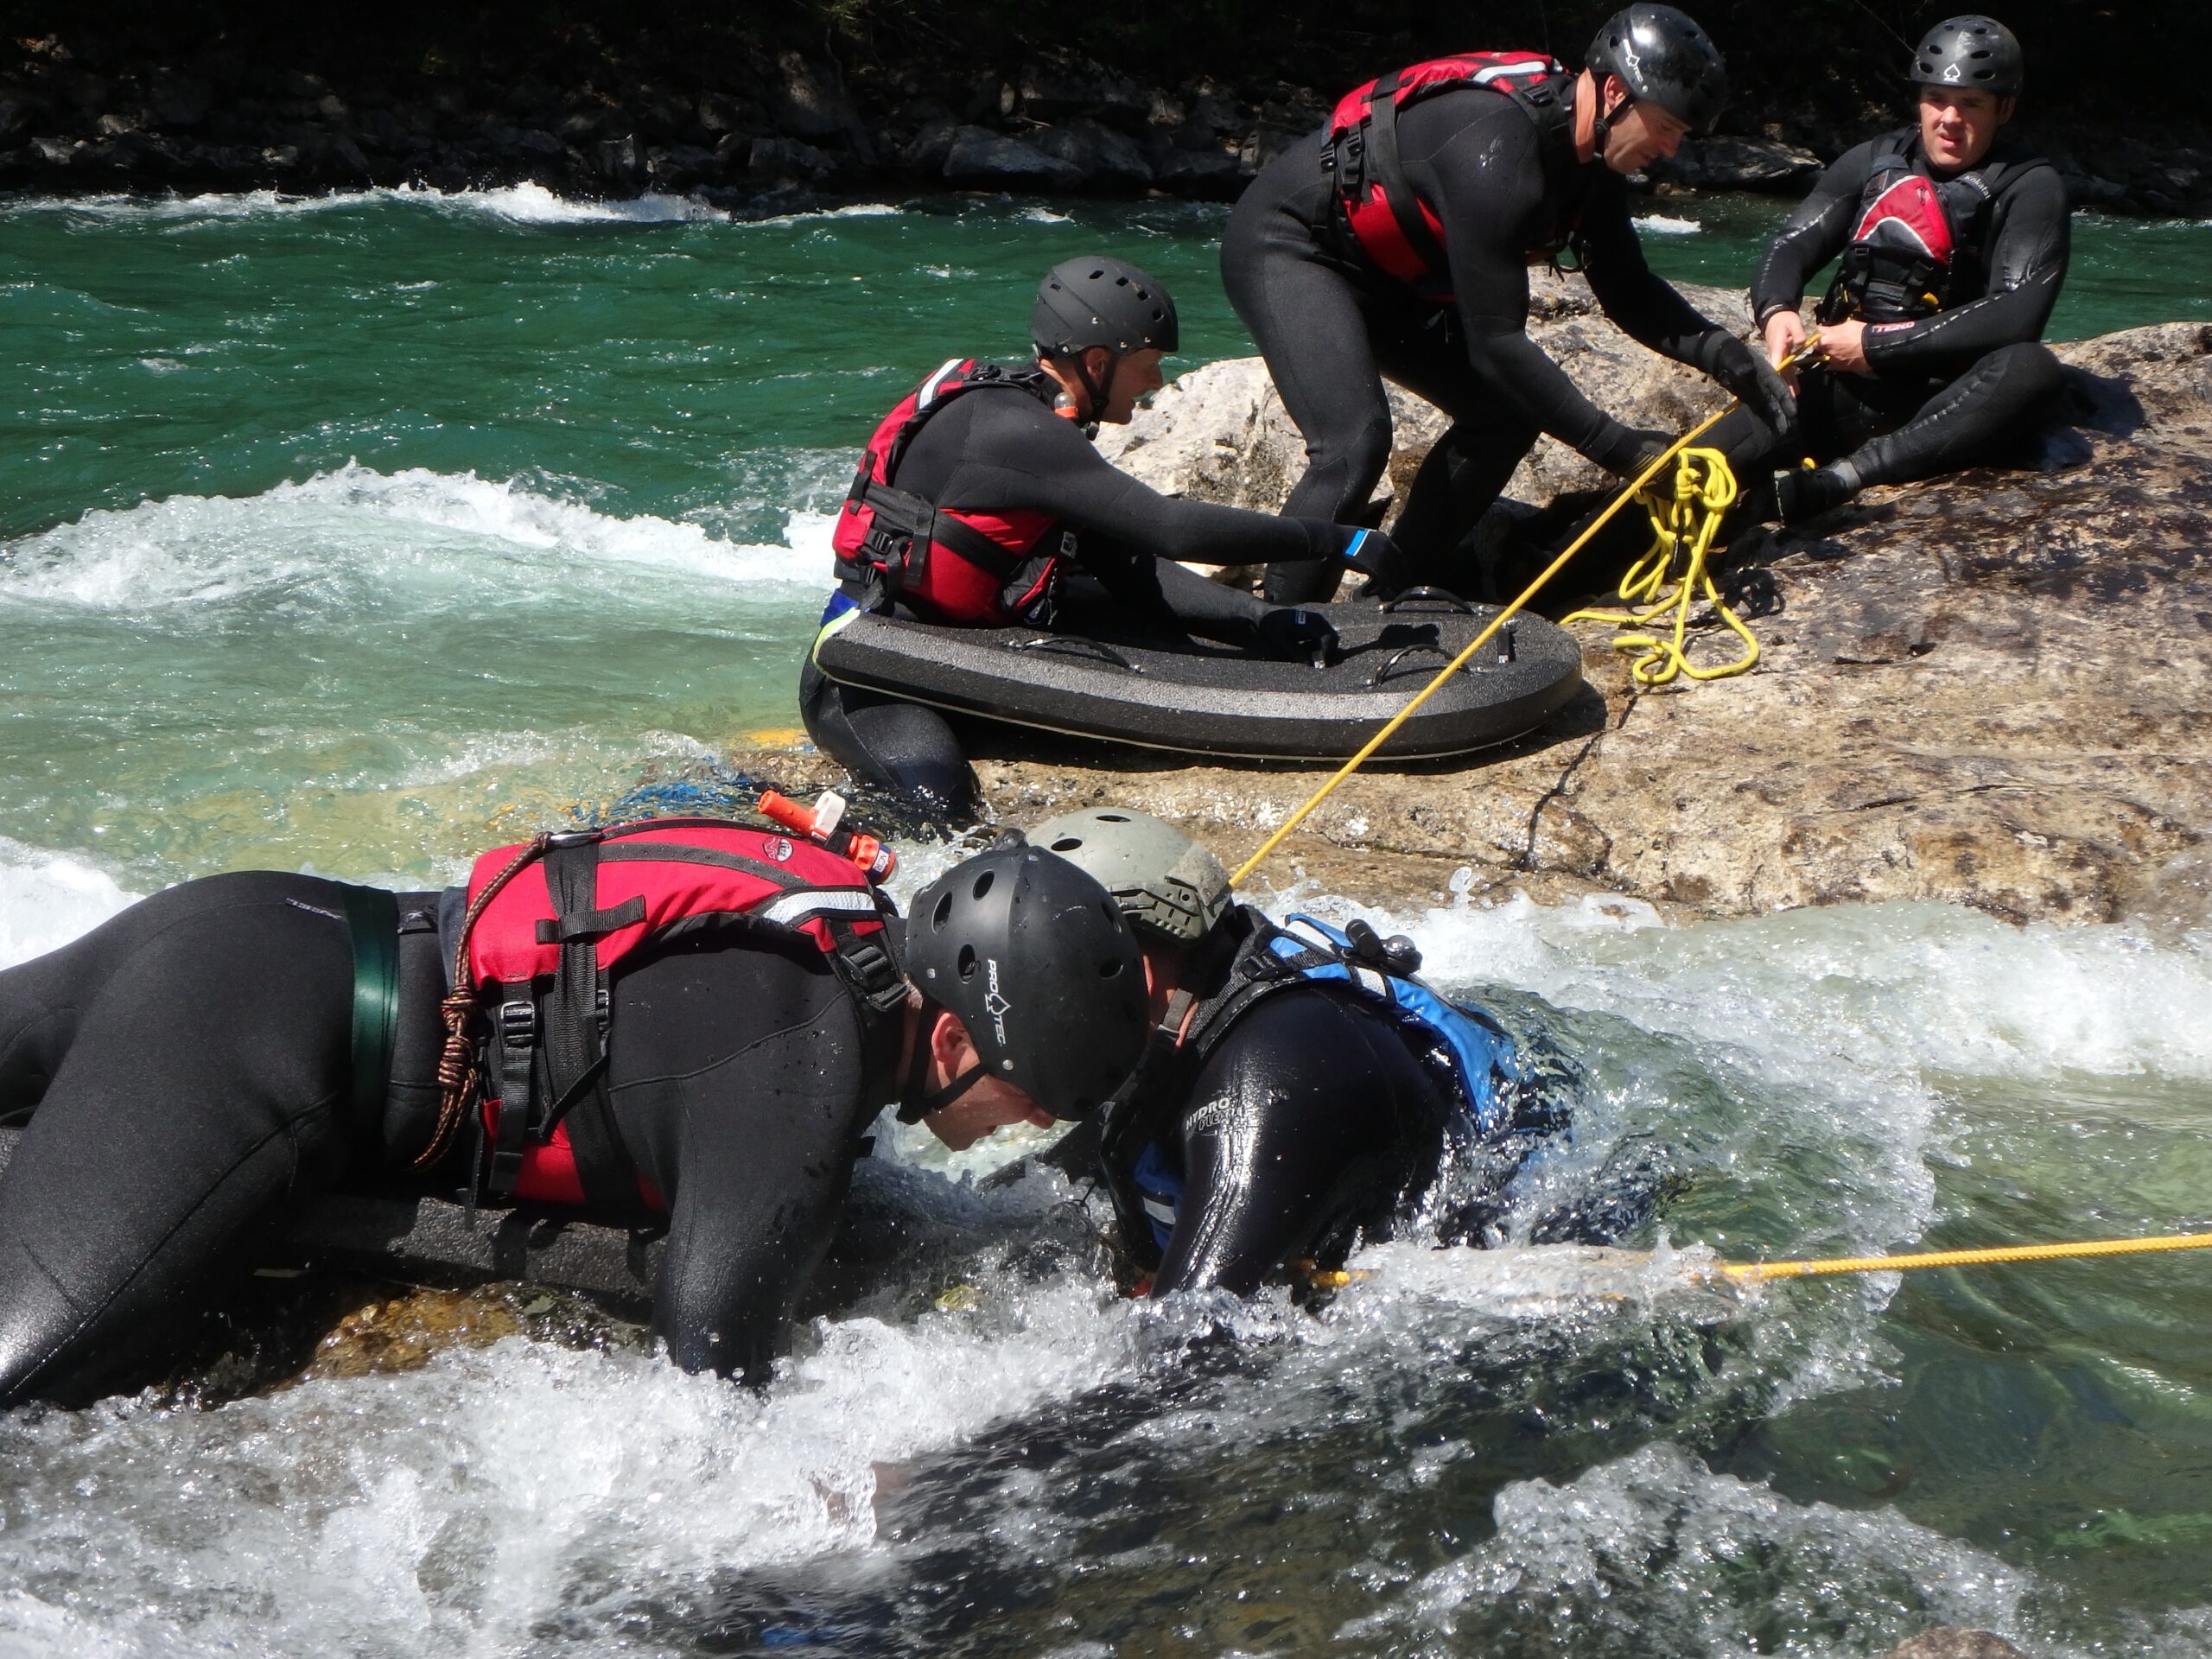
{"left": 814, "top": 592, "right": 1585, "bottom": 760}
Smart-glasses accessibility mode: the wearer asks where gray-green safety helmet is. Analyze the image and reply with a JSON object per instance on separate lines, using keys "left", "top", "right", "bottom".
{"left": 1027, "top": 808, "right": 1231, "bottom": 947}
{"left": 1911, "top": 15, "right": 2023, "bottom": 95}
{"left": 1586, "top": 4, "right": 1728, "bottom": 136}
{"left": 1033, "top": 256, "right": 1179, "bottom": 359}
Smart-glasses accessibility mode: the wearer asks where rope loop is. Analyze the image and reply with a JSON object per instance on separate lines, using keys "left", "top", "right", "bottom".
{"left": 1563, "top": 447, "right": 1758, "bottom": 687}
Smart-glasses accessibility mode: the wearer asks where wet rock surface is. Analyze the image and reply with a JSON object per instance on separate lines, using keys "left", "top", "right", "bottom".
{"left": 994, "top": 296, "right": 2212, "bottom": 929}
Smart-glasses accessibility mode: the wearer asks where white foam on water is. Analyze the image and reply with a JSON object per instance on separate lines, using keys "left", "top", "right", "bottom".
{"left": 0, "top": 1273, "right": 1147, "bottom": 1656}
{"left": 0, "top": 839, "right": 138, "bottom": 969}
{"left": 1634, "top": 213, "right": 1703, "bottom": 234}
{"left": 0, "top": 182, "right": 728, "bottom": 226}
{"left": 1348, "top": 1442, "right": 2037, "bottom": 1653}
{"left": 0, "top": 462, "right": 828, "bottom": 613}
{"left": 1337, "top": 889, "right": 2212, "bottom": 1088}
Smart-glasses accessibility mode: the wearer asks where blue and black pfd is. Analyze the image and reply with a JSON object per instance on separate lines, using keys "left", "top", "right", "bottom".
{"left": 1100, "top": 906, "right": 1538, "bottom": 1262}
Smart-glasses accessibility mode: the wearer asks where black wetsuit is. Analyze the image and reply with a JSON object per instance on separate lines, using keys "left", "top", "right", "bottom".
{"left": 0, "top": 871, "right": 893, "bottom": 1405}
{"left": 1710, "top": 127, "right": 2069, "bottom": 495}
{"left": 1082, "top": 908, "right": 1521, "bottom": 1295}
{"left": 800, "top": 373, "right": 1351, "bottom": 818}
{"left": 1221, "top": 81, "right": 1745, "bottom": 602}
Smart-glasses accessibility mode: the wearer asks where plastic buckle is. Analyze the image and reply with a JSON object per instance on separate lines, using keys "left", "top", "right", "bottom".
{"left": 546, "top": 828, "right": 603, "bottom": 849}
{"left": 841, "top": 939, "right": 911, "bottom": 1017}
{"left": 499, "top": 999, "right": 536, "bottom": 1049}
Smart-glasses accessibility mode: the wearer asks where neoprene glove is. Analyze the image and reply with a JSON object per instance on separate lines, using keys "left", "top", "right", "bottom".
{"left": 1697, "top": 330, "right": 1796, "bottom": 439}
{"left": 1255, "top": 606, "right": 1341, "bottom": 668}
{"left": 1335, "top": 525, "right": 1413, "bottom": 597}
{"left": 1593, "top": 423, "right": 1676, "bottom": 479}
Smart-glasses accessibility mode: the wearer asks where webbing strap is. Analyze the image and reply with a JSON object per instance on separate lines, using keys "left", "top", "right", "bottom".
{"left": 337, "top": 882, "right": 399, "bottom": 1129}
{"left": 540, "top": 836, "right": 639, "bottom": 1212}
{"left": 1362, "top": 72, "right": 1447, "bottom": 277}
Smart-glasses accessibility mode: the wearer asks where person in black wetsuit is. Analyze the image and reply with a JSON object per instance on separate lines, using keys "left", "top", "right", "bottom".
{"left": 802, "top": 255, "right": 1405, "bottom": 819}
{"left": 0, "top": 827, "right": 1148, "bottom": 1407}
{"left": 1714, "top": 16, "right": 2069, "bottom": 524}
{"left": 1024, "top": 810, "right": 1567, "bottom": 1295}
{"left": 1220, "top": 5, "right": 1795, "bottom": 604}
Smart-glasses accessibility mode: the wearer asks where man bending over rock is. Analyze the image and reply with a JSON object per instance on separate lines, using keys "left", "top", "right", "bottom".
{"left": 802, "top": 257, "right": 1403, "bottom": 819}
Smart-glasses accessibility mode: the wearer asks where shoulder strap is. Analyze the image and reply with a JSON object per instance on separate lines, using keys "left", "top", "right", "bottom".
{"left": 1361, "top": 67, "right": 1450, "bottom": 280}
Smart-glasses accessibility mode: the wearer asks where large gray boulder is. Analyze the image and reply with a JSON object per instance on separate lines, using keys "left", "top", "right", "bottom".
{"left": 991, "top": 301, "right": 2212, "bottom": 930}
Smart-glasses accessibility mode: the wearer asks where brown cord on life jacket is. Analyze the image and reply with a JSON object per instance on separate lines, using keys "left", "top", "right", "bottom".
{"left": 416, "top": 832, "right": 552, "bottom": 1170}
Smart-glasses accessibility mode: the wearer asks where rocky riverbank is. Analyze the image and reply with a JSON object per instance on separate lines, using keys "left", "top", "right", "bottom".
{"left": 3, "top": 25, "right": 2209, "bottom": 216}
{"left": 743, "top": 276, "right": 2212, "bottom": 932}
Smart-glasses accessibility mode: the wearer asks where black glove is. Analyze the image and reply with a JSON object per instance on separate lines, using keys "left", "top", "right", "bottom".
{"left": 1255, "top": 606, "right": 1341, "bottom": 668}
{"left": 1593, "top": 423, "right": 1677, "bottom": 480}
{"left": 1334, "top": 525, "right": 1414, "bottom": 597}
{"left": 1699, "top": 330, "right": 1796, "bottom": 440}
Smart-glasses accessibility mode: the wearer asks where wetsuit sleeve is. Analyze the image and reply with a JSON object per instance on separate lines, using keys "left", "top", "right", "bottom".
{"left": 607, "top": 943, "right": 885, "bottom": 1383}
{"left": 1421, "top": 119, "right": 1653, "bottom": 472}
{"left": 1151, "top": 987, "right": 1451, "bottom": 1297}
{"left": 1749, "top": 141, "right": 1880, "bottom": 325}
{"left": 957, "top": 404, "right": 1344, "bottom": 568}
{"left": 1076, "top": 533, "right": 1280, "bottom": 644}
{"left": 1863, "top": 162, "right": 2070, "bottom": 373}
{"left": 1578, "top": 170, "right": 1732, "bottom": 364}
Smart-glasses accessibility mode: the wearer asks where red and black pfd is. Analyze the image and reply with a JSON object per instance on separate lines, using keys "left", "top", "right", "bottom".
{"left": 438, "top": 818, "right": 906, "bottom": 1213}
{"left": 1321, "top": 51, "right": 1581, "bottom": 302}
{"left": 1820, "top": 133, "right": 2040, "bottom": 324}
{"left": 831, "top": 358, "right": 1076, "bottom": 626}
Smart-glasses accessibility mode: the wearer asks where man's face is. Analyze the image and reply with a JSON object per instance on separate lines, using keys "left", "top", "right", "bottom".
{"left": 918, "top": 1008, "right": 1056, "bottom": 1150}
{"left": 1093, "top": 346, "right": 1166, "bottom": 424}
{"left": 1601, "top": 79, "right": 1692, "bottom": 174}
{"left": 1919, "top": 86, "right": 2012, "bottom": 170}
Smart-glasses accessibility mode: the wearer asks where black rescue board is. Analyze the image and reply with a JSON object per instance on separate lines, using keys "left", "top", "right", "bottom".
{"left": 814, "top": 592, "right": 1583, "bottom": 760}
{"left": 0, "top": 1125, "right": 661, "bottom": 1306}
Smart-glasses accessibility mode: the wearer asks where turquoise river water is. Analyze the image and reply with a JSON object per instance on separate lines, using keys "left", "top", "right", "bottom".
{"left": 1, "top": 185, "right": 2209, "bottom": 1657}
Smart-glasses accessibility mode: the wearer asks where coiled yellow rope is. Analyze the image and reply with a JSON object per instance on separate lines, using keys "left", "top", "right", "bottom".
{"left": 1562, "top": 447, "right": 1760, "bottom": 685}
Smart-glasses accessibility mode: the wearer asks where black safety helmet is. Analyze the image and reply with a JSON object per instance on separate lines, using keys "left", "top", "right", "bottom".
{"left": 905, "top": 839, "right": 1150, "bottom": 1122}
{"left": 1586, "top": 4, "right": 1729, "bottom": 137}
{"left": 1910, "top": 15, "right": 2023, "bottom": 96}
{"left": 1032, "top": 256, "right": 1180, "bottom": 359}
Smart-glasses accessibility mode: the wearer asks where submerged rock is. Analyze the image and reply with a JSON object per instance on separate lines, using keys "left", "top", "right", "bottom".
{"left": 1007, "top": 289, "right": 2212, "bottom": 929}
{"left": 1879, "top": 1632, "right": 2028, "bottom": 1659}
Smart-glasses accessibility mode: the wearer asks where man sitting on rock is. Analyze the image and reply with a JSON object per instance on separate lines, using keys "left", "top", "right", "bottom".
{"left": 1022, "top": 809, "right": 1582, "bottom": 1295}
{"left": 0, "top": 824, "right": 1149, "bottom": 1406}
{"left": 803, "top": 256, "right": 1404, "bottom": 821}
{"left": 1219, "top": 4, "right": 1794, "bottom": 603}
{"left": 1730, "top": 15, "right": 2069, "bottom": 524}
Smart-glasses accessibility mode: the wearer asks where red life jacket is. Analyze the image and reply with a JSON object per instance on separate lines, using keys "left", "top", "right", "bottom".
{"left": 457, "top": 819, "right": 902, "bottom": 1211}
{"left": 1819, "top": 131, "right": 2031, "bottom": 324}
{"left": 832, "top": 358, "right": 1074, "bottom": 626}
{"left": 1324, "top": 51, "right": 1579, "bottom": 302}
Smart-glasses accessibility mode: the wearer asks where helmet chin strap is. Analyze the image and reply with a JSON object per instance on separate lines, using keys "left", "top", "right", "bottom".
{"left": 893, "top": 1007, "right": 988, "bottom": 1123}
{"left": 1068, "top": 348, "right": 1119, "bottom": 435}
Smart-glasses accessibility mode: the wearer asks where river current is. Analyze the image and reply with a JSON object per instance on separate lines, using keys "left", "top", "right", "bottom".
{"left": 2, "top": 186, "right": 2210, "bottom": 1656}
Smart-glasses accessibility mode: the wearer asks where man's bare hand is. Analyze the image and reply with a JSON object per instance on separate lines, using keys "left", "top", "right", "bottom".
{"left": 1818, "top": 317, "right": 1874, "bottom": 374}
{"left": 1763, "top": 310, "right": 1808, "bottom": 369}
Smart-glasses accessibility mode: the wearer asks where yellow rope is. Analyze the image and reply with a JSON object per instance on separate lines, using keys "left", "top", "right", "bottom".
{"left": 1227, "top": 405, "right": 1733, "bottom": 889}
{"left": 1716, "top": 1230, "right": 2212, "bottom": 1283}
{"left": 1561, "top": 447, "right": 1759, "bottom": 686}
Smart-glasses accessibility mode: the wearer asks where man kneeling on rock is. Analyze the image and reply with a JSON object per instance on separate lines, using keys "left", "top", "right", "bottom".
{"left": 1721, "top": 15, "right": 2070, "bottom": 524}
{"left": 801, "top": 255, "right": 1406, "bottom": 821}
{"left": 0, "top": 821, "right": 1151, "bottom": 1406}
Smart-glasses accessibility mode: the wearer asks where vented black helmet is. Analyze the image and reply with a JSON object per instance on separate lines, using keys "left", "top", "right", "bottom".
{"left": 906, "top": 841, "right": 1149, "bottom": 1121}
{"left": 1032, "top": 256, "right": 1180, "bottom": 358}
{"left": 1911, "top": 15, "right": 2023, "bottom": 95}
{"left": 1586, "top": 4, "right": 1728, "bottom": 136}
